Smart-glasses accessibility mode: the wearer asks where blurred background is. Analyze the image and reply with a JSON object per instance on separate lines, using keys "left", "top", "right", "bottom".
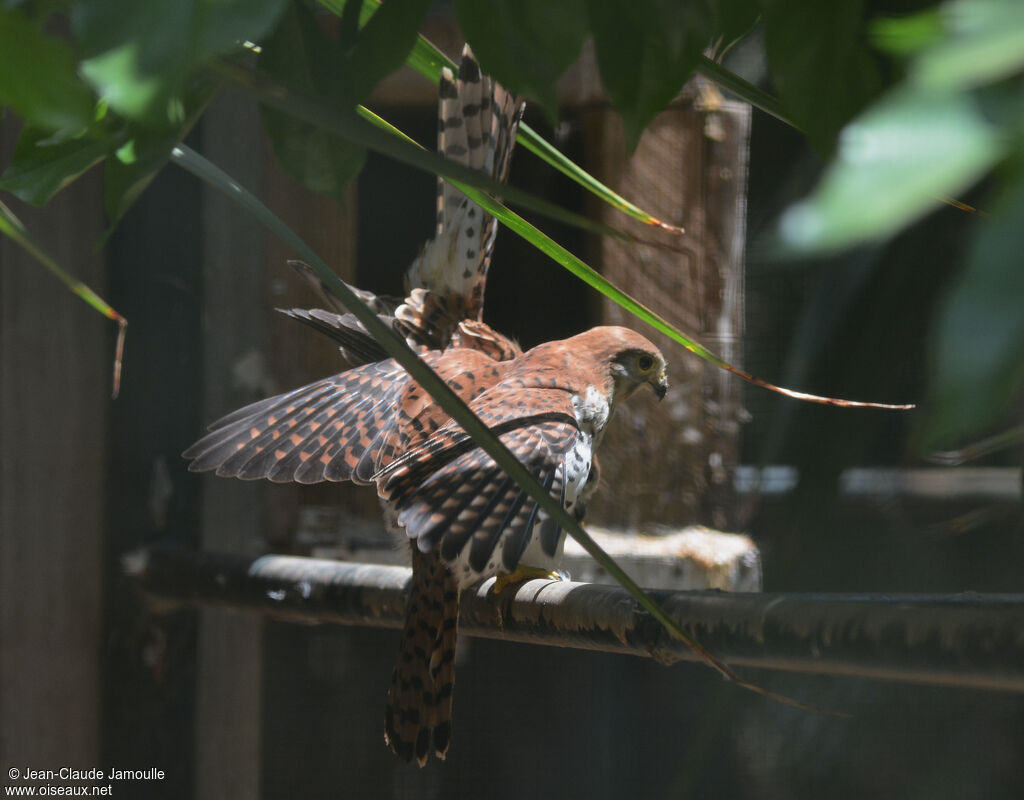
{"left": 3, "top": 3, "right": 1023, "bottom": 799}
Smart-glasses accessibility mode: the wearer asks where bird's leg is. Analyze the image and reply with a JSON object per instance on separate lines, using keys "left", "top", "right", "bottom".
{"left": 491, "top": 565, "right": 565, "bottom": 594}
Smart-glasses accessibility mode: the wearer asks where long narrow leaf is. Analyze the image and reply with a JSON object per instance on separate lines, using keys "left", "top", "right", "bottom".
{"left": 455, "top": 179, "right": 914, "bottom": 410}
{"left": 514, "top": 123, "right": 684, "bottom": 233}
{"left": 926, "top": 424, "right": 1024, "bottom": 466}
{"left": 0, "top": 200, "right": 127, "bottom": 397}
{"left": 220, "top": 59, "right": 629, "bottom": 240}
{"left": 171, "top": 143, "right": 838, "bottom": 714}
{"left": 227, "top": 59, "right": 914, "bottom": 410}
{"left": 357, "top": 103, "right": 684, "bottom": 248}
{"left": 363, "top": 0, "right": 798, "bottom": 229}
{"left": 695, "top": 56, "right": 797, "bottom": 129}
{"left": 342, "top": 0, "right": 685, "bottom": 233}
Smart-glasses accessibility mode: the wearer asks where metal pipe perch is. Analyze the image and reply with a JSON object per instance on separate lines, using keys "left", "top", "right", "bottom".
{"left": 126, "top": 546, "right": 1024, "bottom": 694}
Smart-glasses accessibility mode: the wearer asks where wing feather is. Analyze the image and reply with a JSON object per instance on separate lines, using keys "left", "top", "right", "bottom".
{"left": 227, "top": 392, "right": 380, "bottom": 482}
{"left": 385, "top": 395, "right": 582, "bottom": 574}
{"left": 184, "top": 361, "right": 412, "bottom": 483}
{"left": 492, "top": 465, "right": 553, "bottom": 573}
{"left": 183, "top": 383, "right": 339, "bottom": 471}
{"left": 437, "top": 472, "right": 515, "bottom": 563}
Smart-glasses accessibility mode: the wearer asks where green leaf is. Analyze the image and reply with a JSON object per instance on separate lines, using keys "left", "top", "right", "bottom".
{"left": 0, "top": 126, "right": 108, "bottom": 205}
{"left": 355, "top": 100, "right": 908, "bottom": 410}
{"left": 258, "top": 2, "right": 366, "bottom": 200}
{"left": 228, "top": 60, "right": 623, "bottom": 238}
{"left": 764, "top": 0, "right": 882, "bottom": 152}
{"left": 259, "top": 0, "right": 428, "bottom": 201}
{"left": 695, "top": 56, "right": 795, "bottom": 129}
{"left": 356, "top": 104, "right": 621, "bottom": 239}
{"left": 922, "top": 174, "right": 1024, "bottom": 447}
{"left": 516, "top": 121, "right": 684, "bottom": 233}
{"left": 72, "top": 0, "right": 287, "bottom": 121}
{"left": 455, "top": 0, "right": 587, "bottom": 117}
{"left": 103, "top": 129, "right": 178, "bottom": 223}
{"left": 194, "top": 0, "right": 290, "bottom": 58}
{"left": 101, "top": 76, "right": 218, "bottom": 226}
{"left": 911, "top": 0, "right": 1024, "bottom": 90}
{"left": 393, "top": 18, "right": 449, "bottom": 79}
{"left": 0, "top": 10, "right": 95, "bottom": 133}
{"left": 586, "top": 0, "right": 712, "bottom": 150}
{"left": 778, "top": 88, "right": 1004, "bottom": 253}
{"left": 78, "top": 43, "right": 173, "bottom": 123}
{"left": 262, "top": 109, "right": 367, "bottom": 201}
{"left": 354, "top": 2, "right": 690, "bottom": 230}
{"left": 224, "top": 60, "right": 912, "bottom": 408}
{"left": 871, "top": 9, "right": 945, "bottom": 56}
{"left": 343, "top": 0, "right": 432, "bottom": 102}
{"left": 875, "top": 0, "right": 1024, "bottom": 90}
{"left": 343, "top": 0, "right": 452, "bottom": 79}
{"left": 0, "top": 199, "right": 119, "bottom": 319}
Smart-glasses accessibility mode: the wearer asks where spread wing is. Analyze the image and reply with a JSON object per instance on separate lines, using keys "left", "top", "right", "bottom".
{"left": 183, "top": 349, "right": 507, "bottom": 486}
{"left": 183, "top": 359, "right": 414, "bottom": 485}
{"left": 378, "top": 388, "right": 585, "bottom": 576}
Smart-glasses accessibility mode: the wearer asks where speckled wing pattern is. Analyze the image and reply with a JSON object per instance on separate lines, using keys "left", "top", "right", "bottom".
{"left": 183, "top": 49, "right": 649, "bottom": 770}
{"left": 183, "top": 347, "right": 587, "bottom": 578}
{"left": 380, "top": 402, "right": 577, "bottom": 764}
{"left": 183, "top": 359, "right": 414, "bottom": 485}
{"left": 183, "top": 342, "right": 571, "bottom": 770}
{"left": 378, "top": 387, "right": 583, "bottom": 585}
{"left": 186, "top": 325, "right": 667, "bottom": 767}
{"left": 184, "top": 349, "right": 513, "bottom": 488}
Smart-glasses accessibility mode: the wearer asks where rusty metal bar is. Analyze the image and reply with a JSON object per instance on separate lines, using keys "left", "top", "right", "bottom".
{"left": 126, "top": 546, "right": 1024, "bottom": 693}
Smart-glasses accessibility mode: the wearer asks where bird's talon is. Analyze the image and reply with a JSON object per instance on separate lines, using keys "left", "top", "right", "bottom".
{"left": 492, "top": 566, "right": 562, "bottom": 594}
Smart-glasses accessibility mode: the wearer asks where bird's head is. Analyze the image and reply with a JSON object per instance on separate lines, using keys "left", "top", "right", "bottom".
{"left": 570, "top": 326, "right": 668, "bottom": 403}
{"left": 610, "top": 345, "right": 669, "bottom": 401}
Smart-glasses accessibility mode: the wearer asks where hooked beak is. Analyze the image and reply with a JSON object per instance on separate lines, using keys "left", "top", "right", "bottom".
{"left": 652, "top": 369, "right": 668, "bottom": 401}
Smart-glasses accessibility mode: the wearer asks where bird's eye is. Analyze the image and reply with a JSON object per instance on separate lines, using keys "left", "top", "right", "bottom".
{"left": 636, "top": 354, "right": 655, "bottom": 372}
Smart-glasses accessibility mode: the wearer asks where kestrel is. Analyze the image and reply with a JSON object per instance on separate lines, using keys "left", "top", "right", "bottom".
{"left": 184, "top": 325, "right": 668, "bottom": 763}
{"left": 184, "top": 47, "right": 669, "bottom": 767}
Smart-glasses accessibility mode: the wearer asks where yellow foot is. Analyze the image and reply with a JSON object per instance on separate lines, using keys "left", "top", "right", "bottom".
{"left": 492, "top": 566, "right": 564, "bottom": 595}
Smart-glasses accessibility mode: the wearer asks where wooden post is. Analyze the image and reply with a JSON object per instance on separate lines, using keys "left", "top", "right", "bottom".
{"left": 0, "top": 121, "right": 106, "bottom": 772}
{"left": 578, "top": 83, "right": 749, "bottom": 532}
{"left": 194, "top": 90, "right": 268, "bottom": 800}
{"left": 255, "top": 105, "right": 379, "bottom": 800}
{"left": 259, "top": 128, "right": 378, "bottom": 542}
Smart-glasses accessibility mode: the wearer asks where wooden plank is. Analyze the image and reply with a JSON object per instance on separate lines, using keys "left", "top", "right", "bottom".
{"left": 259, "top": 121, "right": 376, "bottom": 542}
{"left": 255, "top": 92, "right": 374, "bottom": 800}
{"left": 193, "top": 90, "right": 268, "bottom": 800}
{"left": 0, "top": 120, "right": 105, "bottom": 771}
{"left": 98, "top": 130, "right": 203, "bottom": 798}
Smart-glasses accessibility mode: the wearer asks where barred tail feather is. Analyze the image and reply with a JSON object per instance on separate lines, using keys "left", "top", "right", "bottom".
{"left": 384, "top": 549, "right": 459, "bottom": 766}
{"left": 406, "top": 45, "right": 525, "bottom": 319}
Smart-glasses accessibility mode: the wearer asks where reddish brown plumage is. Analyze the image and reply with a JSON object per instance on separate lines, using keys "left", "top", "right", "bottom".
{"left": 185, "top": 326, "right": 667, "bottom": 764}
{"left": 184, "top": 46, "right": 669, "bottom": 767}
